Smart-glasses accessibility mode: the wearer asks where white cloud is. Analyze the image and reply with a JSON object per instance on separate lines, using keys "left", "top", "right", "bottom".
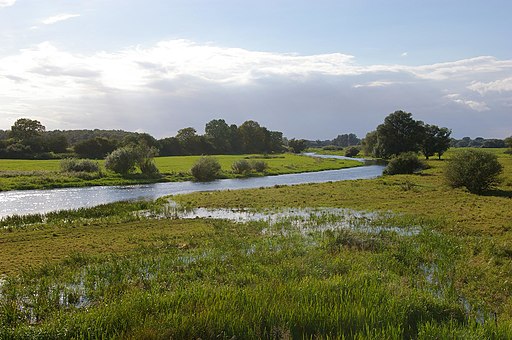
{"left": 0, "top": 0, "right": 16, "bottom": 8}
{"left": 0, "top": 39, "right": 511, "bottom": 138}
{"left": 401, "top": 52, "right": 408, "bottom": 57}
{"left": 445, "top": 94, "right": 490, "bottom": 112}
{"left": 42, "top": 13, "right": 81, "bottom": 25}
{"left": 468, "top": 77, "right": 512, "bottom": 94}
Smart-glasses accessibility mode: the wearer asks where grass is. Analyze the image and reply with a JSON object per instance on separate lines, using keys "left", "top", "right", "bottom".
{"left": 0, "top": 153, "right": 361, "bottom": 191}
{"left": 0, "top": 148, "right": 511, "bottom": 338}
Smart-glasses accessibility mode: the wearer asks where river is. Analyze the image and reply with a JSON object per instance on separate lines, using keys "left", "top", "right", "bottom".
{"left": 0, "top": 154, "right": 384, "bottom": 218}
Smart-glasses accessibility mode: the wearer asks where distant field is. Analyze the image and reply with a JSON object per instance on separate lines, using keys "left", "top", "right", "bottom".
{"left": 0, "top": 153, "right": 362, "bottom": 191}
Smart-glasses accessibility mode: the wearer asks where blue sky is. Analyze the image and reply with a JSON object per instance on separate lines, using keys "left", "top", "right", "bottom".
{"left": 0, "top": 0, "right": 511, "bottom": 139}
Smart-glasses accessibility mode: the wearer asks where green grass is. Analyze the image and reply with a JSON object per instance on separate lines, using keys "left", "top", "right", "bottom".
{"left": 1, "top": 148, "right": 511, "bottom": 338}
{"left": 0, "top": 153, "right": 361, "bottom": 191}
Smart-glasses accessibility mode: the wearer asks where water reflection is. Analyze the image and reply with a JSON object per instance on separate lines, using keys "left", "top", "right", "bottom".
{"left": 0, "top": 156, "right": 384, "bottom": 218}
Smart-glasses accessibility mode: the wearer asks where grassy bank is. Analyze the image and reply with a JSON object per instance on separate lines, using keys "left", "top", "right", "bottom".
{"left": 0, "top": 153, "right": 361, "bottom": 191}
{"left": 1, "top": 148, "right": 511, "bottom": 338}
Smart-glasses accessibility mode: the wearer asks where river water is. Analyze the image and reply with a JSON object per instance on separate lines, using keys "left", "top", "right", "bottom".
{"left": 0, "top": 155, "right": 384, "bottom": 218}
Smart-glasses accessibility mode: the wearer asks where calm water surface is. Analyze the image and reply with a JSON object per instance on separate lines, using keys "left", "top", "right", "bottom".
{"left": 0, "top": 155, "right": 384, "bottom": 218}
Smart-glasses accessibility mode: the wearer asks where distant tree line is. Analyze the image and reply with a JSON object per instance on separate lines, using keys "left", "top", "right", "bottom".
{"left": 0, "top": 118, "right": 286, "bottom": 159}
{"left": 450, "top": 136, "right": 507, "bottom": 148}
{"left": 305, "top": 133, "right": 361, "bottom": 148}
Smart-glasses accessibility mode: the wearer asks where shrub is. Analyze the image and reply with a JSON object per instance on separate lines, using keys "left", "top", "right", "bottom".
{"left": 251, "top": 160, "right": 268, "bottom": 172}
{"left": 445, "top": 149, "right": 503, "bottom": 193}
{"left": 60, "top": 158, "right": 100, "bottom": 173}
{"left": 191, "top": 157, "right": 221, "bottom": 181}
{"left": 105, "top": 147, "right": 137, "bottom": 175}
{"left": 231, "top": 159, "right": 252, "bottom": 175}
{"left": 345, "top": 147, "right": 360, "bottom": 157}
{"left": 383, "top": 152, "right": 427, "bottom": 175}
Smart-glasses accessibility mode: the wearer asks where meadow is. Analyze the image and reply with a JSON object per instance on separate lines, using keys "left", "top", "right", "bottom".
{"left": 0, "top": 148, "right": 511, "bottom": 338}
{"left": 0, "top": 153, "right": 361, "bottom": 191}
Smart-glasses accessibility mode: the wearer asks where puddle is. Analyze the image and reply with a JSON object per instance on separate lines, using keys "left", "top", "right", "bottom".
{"left": 146, "top": 204, "right": 420, "bottom": 237}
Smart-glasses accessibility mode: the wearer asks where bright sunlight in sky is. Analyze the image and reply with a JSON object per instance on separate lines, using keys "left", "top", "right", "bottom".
{"left": 0, "top": 0, "right": 511, "bottom": 138}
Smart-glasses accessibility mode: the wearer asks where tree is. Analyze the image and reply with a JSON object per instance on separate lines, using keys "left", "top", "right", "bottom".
{"left": 238, "top": 120, "right": 266, "bottom": 154}
{"left": 333, "top": 133, "right": 360, "bottom": 147}
{"left": 10, "top": 118, "right": 45, "bottom": 141}
{"left": 104, "top": 144, "right": 159, "bottom": 176}
{"left": 205, "top": 119, "right": 232, "bottom": 154}
{"left": 105, "top": 147, "right": 137, "bottom": 175}
{"left": 421, "top": 125, "right": 451, "bottom": 159}
{"left": 505, "top": 136, "right": 512, "bottom": 149}
{"left": 445, "top": 149, "right": 503, "bottom": 194}
{"left": 361, "top": 131, "right": 378, "bottom": 156}
{"left": 375, "top": 110, "right": 424, "bottom": 158}
{"left": 158, "top": 137, "right": 182, "bottom": 156}
{"left": 288, "top": 138, "right": 307, "bottom": 153}
{"left": 75, "top": 137, "right": 117, "bottom": 159}
{"left": 176, "top": 127, "right": 205, "bottom": 155}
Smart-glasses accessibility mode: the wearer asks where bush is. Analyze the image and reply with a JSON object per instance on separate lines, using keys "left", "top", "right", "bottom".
{"left": 251, "top": 160, "right": 268, "bottom": 172}
{"left": 60, "top": 158, "right": 100, "bottom": 173}
{"left": 105, "top": 147, "right": 137, "bottom": 175}
{"left": 445, "top": 149, "right": 503, "bottom": 193}
{"left": 231, "top": 159, "right": 252, "bottom": 174}
{"left": 383, "top": 152, "right": 427, "bottom": 175}
{"left": 345, "top": 147, "right": 360, "bottom": 157}
{"left": 191, "top": 157, "right": 221, "bottom": 181}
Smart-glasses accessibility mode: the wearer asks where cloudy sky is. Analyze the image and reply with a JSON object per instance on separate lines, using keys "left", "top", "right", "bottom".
{"left": 0, "top": 1, "right": 511, "bottom": 139}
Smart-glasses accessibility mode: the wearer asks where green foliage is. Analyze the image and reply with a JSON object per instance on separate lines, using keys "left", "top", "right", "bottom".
{"left": 10, "top": 118, "right": 45, "bottom": 141}
{"left": 250, "top": 160, "right": 268, "bottom": 172}
{"left": 231, "top": 159, "right": 252, "bottom": 174}
{"left": 421, "top": 124, "right": 451, "bottom": 159}
{"left": 60, "top": 159, "right": 100, "bottom": 173}
{"left": 376, "top": 110, "right": 425, "bottom": 158}
{"left": 74, "top": 137, "right": 117, "bottom": 159}
{"left": 345, "top": 146, "right": 360, "bottom": 157}
{"left": 445, "top": 149, "right": 503, "bottom": 193}
{"left": 383, "top": 152, "right": 427, "bottom": 175}
{"left": 288, "top": 138, "right": 307, "bottom": 153}
{"left": 105, "top": 147, "right": 137, "bottom": 175}
{"left": 190, "top": 156, "right": 221, "bottom": 181}
{"left": 505, "top": 136, "right": 512, "bottom": 149}
{"left": 105, "top": 144, "right": 160, "bottom": 176}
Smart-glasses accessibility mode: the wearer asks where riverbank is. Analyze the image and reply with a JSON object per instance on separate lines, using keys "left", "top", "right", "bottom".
{"left": 1, "top": 148, "right": 511, "bottom": 338}
{"left": 0, "top": 153, "right": 362, "bottom": 191}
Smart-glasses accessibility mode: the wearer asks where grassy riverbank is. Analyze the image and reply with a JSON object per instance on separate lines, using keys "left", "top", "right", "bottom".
{"left": 0, "top": 153, "right": 361, "bottom": 191}
{"left": 0, "top": 148, "right": 511, "bottom": 338}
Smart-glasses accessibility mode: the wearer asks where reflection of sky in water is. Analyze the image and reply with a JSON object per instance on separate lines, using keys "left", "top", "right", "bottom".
{"left": 0, "top": 158, "right": 384, "bottom": 218}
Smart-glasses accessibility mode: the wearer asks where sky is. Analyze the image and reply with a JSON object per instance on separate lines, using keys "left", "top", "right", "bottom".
{"left": 0, "top": 0, "right": 511, "bottom": 139}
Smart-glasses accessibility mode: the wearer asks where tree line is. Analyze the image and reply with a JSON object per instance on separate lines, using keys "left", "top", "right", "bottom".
{"left": 0, "top": 118, "right": 285, "bottom": 159}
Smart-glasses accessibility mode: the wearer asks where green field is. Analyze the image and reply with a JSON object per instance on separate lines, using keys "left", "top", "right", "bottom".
{"left": 0, "top": 148, "right": 511, "bottom": 338}
{"left": 0, "top": 153, "right": 361, "bottom": 191}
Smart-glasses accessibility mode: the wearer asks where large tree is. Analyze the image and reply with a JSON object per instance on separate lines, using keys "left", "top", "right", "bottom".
{"left": 205, "top": 119, "right": 232, "bottom": 154}
{"left": 238, "top": 120, "right": 266, "bottom": 154}
{"left": 375, "top": 110, "right": 424, "bottom": 158}
{"left": 10, "top": 118, "right": 45, "bottom": 142}
{"left": 421, "top": 125, "right": 451, "bottom": 159}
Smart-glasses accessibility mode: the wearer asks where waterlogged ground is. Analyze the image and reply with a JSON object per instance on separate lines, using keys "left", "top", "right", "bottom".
{"left": 1, "top": 198, "right": 511, "bottom": 339}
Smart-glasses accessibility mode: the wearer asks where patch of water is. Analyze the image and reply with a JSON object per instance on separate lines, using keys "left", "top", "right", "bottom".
{"left": 152, "top": 205, "right": 420, "bottom": 237}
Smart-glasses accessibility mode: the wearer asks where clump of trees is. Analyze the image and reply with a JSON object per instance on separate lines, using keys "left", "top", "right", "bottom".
{"left": 288, "top": 139, "right": 307, "bottom": 153}
{"left": 362, "top": 110, "right": 452, "bottom": 160}
{"left": 445, "top": 149, "right": 503, "bottom": 194}
{"left": 190, "top": 157, "right": 221, "bottom": 181}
